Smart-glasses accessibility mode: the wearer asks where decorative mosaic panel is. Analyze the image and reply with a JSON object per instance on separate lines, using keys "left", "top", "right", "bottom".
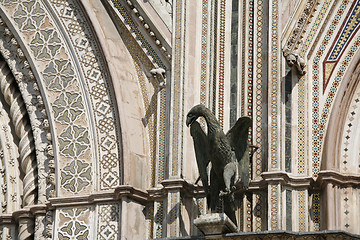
{"left": 154, "top": 200, "right": 165, "bottom": 238}
{"left": 254, "top": 0, "right": 264, "bottom": 177}
{"left": 297, "top": 0, "right": 332, "bottom": 176}
{"left": 60, "top": 159, "right": 92, "bottom": 192}
{"left": 168, "top": 192, "right": 180, "bottom": 237}
{"left": 0, "top": 0, "right": 126, "bottom": 194}
{"left": 241, "top": 2, "right": 246, "bottom": 117}
{"left": 313, "top": 192, "right": 320, "bottom": 231}
{"left": 270, "top": 184, "right": 279, "bottom": 230}
{"left": 247, "top": 0, "right": 254, "bottom": 120}
{"left": 47, "top": 0, "right": 121, "bottom": 190}
{"left": 294, "top": 3, "right": 333, "bottom": 226}
{"left": 299, "top": 191, "right": 306, "bottom": 231}
{"left": 253, "top": 193, "right": 262, "bottom": 231}
{"left": 342, "top": 188, "right": 350, "bottom": 230}
{"left": 270, "top": 0, "right": 280, "bottom": 170}
{"left": 211, "top": 0, "right": 218, "bottom": 115}
{"left": 56, "top": 206, "right": 93, "bottom": 239}
{"left": 323, "top": 0, "right": 360, "bottom": 90}
{"left": 253, "top": 191, "right": 266, "bottom": 231}
{"left": 196, "top": 197, "right": 206, "bottom": 216}
{"left": 217, "top": 0, "right": 226, "bottom": 128}
{"left": 200, "top": 0, "right": 208, "bottom": 106}
{"left": 170, "top": 0, "right": 185, "bottom": 178}
{"left": 0, "top": 0, "right": 96, "bottom": 194}
{"left": 97, "top": 203, "right": 120, "bottom": 240}
{"left": 312, "top": 0, "right": 353, "bottom": 177}
{"left": 244, "top": 194, "right": 252, "bottom": 232}
{"left": 340, "top": 90, "right": 360, "bottom": 173}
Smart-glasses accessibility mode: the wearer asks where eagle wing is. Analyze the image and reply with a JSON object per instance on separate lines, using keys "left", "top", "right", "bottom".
{"left": 226, "top": 117, "right": 252, "bottom": 188}
{"left": 190, "top": 121, "right": 210, "bottom": 196}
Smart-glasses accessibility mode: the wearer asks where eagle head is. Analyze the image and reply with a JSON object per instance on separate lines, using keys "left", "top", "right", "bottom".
{"left": 186, "top": 104, "right": 206, "bottom": 127}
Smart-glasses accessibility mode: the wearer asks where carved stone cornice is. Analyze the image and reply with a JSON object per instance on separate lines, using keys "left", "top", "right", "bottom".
{"left": 148, "top": 179, "right": 205, "bottom": 200}
{"left": 246, "top": 170, "right": 360, "bottom": 191}
{"left": 43, "top": 190, "right": 121, "bottom": 207}
{"left": 0, "top": 214, "right": 14, "bottom": 224}
{"left": 161, "top": 178, "right": 205, "bottom": 197}
{"left": 0, "top": 205, "right": 47, "bottom": 226}
{"left": 176, "top": 230, "right": 360, "bottom": 239}
{"left": 236, "top": 171, "right": 316, "bottom": 191}
{"left": 115, "top": 185, "right": 149, "bottom": 204}
{"left": 261, "top": 171, "right": 315, "bottom": 188}
{"left": 147, "top": 187, "right": 166, "bottom": 199}
{"left": 46, "top": 181, "right": 205, "bottom": 208}
{"left": 317, "top": 170, "right": 360, "bottom": 187}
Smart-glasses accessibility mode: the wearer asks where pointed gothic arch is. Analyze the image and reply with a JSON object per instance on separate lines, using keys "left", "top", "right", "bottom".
{"left": 321, "top": 52, "right": 360, "bottom": 233}
{"left": 0, "top": 32, "right": 45, "bottom": 239}
{"left": 0, "top": 0, "right": 127, "bottom": 238}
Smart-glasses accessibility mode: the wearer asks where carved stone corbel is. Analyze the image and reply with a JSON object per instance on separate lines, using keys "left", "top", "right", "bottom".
{"left": 284, "top": 50, "right": 306, "bottom": 75}
{"left": 150, "top": 67, "right": 167, "bottom": 89}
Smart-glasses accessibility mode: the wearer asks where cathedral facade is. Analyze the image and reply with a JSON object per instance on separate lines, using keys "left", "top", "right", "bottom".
{"left": 0, "top": 0, "right": 359, "bottom": 239}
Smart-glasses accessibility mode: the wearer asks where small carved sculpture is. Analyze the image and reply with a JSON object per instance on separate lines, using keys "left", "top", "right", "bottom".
{"left": 186, "top": 104, "right": 252, "bottom": 225}
{"left": 284, "top": 51, "right": 306, "bottom": 75}
{"left": 150, "top": 68, "right": 166, "bottom": 88}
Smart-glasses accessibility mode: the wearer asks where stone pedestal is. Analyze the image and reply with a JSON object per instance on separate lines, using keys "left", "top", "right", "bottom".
{"left": 194, "top": 213, "right": 237, "bottom": 235}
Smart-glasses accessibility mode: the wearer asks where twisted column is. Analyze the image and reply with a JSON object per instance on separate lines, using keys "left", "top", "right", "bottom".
{"left": 0, "top": 61, "right": 37, "bottom": 239}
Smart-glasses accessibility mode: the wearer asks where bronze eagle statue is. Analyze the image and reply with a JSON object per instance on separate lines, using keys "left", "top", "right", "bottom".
{"left": 186, "top": 104, "right": 252, "bottom": 225}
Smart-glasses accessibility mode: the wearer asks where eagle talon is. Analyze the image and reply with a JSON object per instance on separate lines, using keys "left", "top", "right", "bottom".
{"left": 219, "top": 188, "right": 231, "bottom": 197}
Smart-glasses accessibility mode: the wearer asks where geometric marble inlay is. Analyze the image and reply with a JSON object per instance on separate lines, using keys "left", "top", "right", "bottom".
{"left": 323, "top": 0, "right": 360, "bottom": 91}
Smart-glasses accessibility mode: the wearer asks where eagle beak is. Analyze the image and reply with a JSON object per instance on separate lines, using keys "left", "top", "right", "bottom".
{"left": 186, "top": 117, "right": 192, "bottom": 127}
{"left": 186, "top": 116, "right": 195, "bottom": 127}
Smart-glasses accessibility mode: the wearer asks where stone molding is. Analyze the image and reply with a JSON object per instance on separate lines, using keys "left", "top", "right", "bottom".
{"left": 0, "top": 58, "right": 37, "bottom": 240}
{"left": 47, "top": 186, "right": 148, "bottom": 207}
{"left": 317, "top": 170, "right": 360, "bottom": 187}
{"left": 283, "top": 0, "right": 318, "bottom": 54}
{"left": 0, "top": 214, "right": 14, "bottom": 224}
{"left": 40, "top": 171, "right": 360, "bottom": 208}
{"left": 0, "top": 204, "right": 47, "bottom": 225}
{"left": 0, "top": 17, "right": 51, "bottom": 239}
{"left": 104, "top": 0, "right": 171, "bottom": 65}
{"left": 148, "top": 179, "right": 205, "bottom": 199}
{"left": 138, "top": 0, "right": 172, "bottom": 32}
{"left": 247, "top": 171, "right": 360, "bottom": 191}
{"left": 42, "top": 172, "right": 360, "bottom": 208}
{"left": 282, "top": 0, "right": 319, "bottom": 75}
{"left": 44, "top": 181, "right": 204, "bottom": 207}
{"left": 123, "top": 0, "right": 171, "bottom": 59}
{"left": 176, "top": 230, "right": 360, "bottom": 239}
{"left": 260, "top": 171, "right": 314, "bottom": 188}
